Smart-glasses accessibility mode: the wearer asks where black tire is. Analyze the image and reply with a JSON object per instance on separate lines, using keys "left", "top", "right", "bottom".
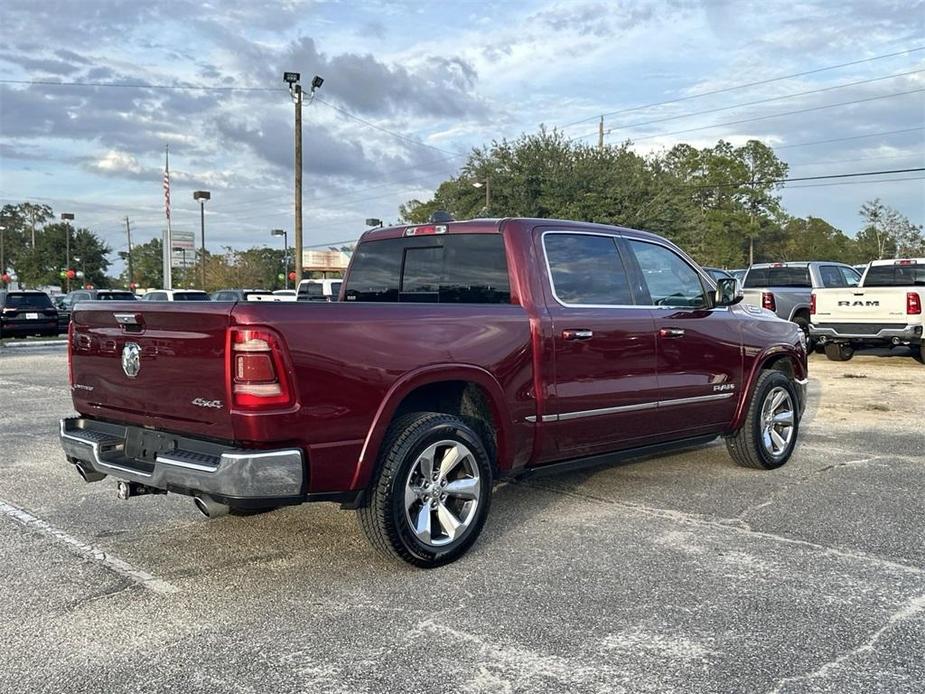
{"left": 357, "top": 412, "right": 493, "bottom": 568}
{"left": 915, "top": 343, "right": 925, "bottom": 364}
{"left": 726, "top": 370, "right": 800, "bottom": 470}
{"left": 793, "top": 315, "right": 814, "bottom": 351}
{"left": 824, "top": 342, "right": 854, "bottom": 361}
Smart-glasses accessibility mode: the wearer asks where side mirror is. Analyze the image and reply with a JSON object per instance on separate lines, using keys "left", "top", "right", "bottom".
{"left": 715, "top": 277, "right": 743, "bottom": 307}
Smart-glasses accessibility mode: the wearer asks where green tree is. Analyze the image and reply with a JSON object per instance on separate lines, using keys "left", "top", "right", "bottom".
{"left": 120, "top": 238, "right": 163, "bottom": 289}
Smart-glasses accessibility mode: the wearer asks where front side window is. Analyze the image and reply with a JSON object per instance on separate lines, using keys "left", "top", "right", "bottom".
{"left": 626, "top": 240, "right": 708, "bottom": 308}
{"left": 544, "top": 233, "right": 633, "bottom": 305}
{"left": 819, "top": 265, "right": 848, "bottom": 288}
{"left": 840, "top": 267, "right": 861, "bottom": 288}
{"left": 344, "top": 234, "right": 510, "bottom": 303}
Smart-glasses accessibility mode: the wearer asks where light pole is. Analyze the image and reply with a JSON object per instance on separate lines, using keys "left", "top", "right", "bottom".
{"left": 61, "top": 213, "right": 74, "bottom": 292}
{"left": 0, "top": 225, "right": 6, "bottom": 286}
{"left": 271, "top": 229, "right": 289, "bottom": 289}
{"left": 284, "top": 71, "right": 323, "bottom": 287}
{"left": 472, "top": 179, "right": 491, "bottom": 214}
{"left": 193, "top": 190, "right": 210, "bottom": 289}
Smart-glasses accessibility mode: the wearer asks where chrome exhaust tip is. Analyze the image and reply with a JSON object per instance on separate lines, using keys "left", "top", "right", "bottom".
{"left": 193, "top": 495, "right": 230, "bottom": 519}
{"left": 75, "top": 463, "right": 106, "bottom": 483}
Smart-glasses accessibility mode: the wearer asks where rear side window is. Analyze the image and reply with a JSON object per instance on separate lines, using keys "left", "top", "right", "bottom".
{"left": 344, "top": 234, "right": 510, "bottom": 303}
{"left": 5, "top": 293, "right": 52, "bottom": 309}
{"left": 744, "top": 266, "right": 811, "bottom": 288}
{"left": 298, "top": 283, "right": 325, "bottom": 300}
{"left": 864, "top": 264, "right": 925, "bottom": 287}
{"left": 544, "top": 234, "right": 633, "bottom": 305}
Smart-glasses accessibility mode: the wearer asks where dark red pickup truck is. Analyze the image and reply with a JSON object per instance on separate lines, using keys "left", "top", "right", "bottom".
{"left": 60, "top": 218, "right": 807, "bottom": 566}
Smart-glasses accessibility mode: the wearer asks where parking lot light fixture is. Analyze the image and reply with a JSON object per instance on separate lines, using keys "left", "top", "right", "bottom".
{"left": 472, "top": 180, "right": 491, "bottom": 214}
{"left": 271, "top": 229, "right": 289, "bottom": 289}
{"left": 193, "top": 191, "right": 211, "bottom": 290}
{"left": 61, "top": 213, "right": 75, "bottom": 292}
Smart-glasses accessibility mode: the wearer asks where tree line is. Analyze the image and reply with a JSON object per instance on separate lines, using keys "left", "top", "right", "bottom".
{"left": 2, "top": 131, "right": 922, "bottom": 290}
{"left": 399, "top": 129, "right": 924, "bottom": 268}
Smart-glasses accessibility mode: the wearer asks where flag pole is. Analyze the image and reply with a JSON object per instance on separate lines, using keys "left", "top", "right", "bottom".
{"left": 163, "top": 144, "right": 173, "bottom": 290}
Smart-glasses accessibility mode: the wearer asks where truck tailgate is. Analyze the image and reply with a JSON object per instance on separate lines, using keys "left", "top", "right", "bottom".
{"left": 813, "top": 288, "right": 912, "bottom": 323}
{"left": 70, "top": 301, "right": 236, "bottom": 440}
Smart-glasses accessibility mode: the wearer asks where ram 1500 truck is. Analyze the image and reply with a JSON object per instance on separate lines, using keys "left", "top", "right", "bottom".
{"left": 741, "top": 261, "right": 861, "bottom": 344}
{"left": 810, "top": 258, "right": 924, "bottom": 363}
{"left": 60, "top": 218, "right": 808, "bottom": 567}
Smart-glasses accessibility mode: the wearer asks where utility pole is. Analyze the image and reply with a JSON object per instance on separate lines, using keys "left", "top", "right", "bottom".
{"left": 124, "top": 216, "right": 134, "bottom": 287}
{"left": 163, "top": 144, "right": 173, "bottom": 290}
{"left": 294, "top": 82, "right": 303, "bottom": 285}
{"left": 598, "top": 116, "right": 604, "bottom": 150}
{"left": 284, "top": 72, "right": 323, "bottom": 286}
{"left": 61, "top": 212, "right": 74, "bottom": 292}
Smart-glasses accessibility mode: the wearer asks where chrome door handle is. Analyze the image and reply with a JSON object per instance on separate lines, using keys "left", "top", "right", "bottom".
{"left": 562, "top": 329, "right": 593, "bottom": 341}
{"left": 659, "top": 328, "right": 685, "bottom": 338}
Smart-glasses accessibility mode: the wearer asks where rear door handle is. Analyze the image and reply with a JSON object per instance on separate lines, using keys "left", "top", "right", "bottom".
{"left": 659, "top": 328, "right": 685, "bottom": 338}
{"left": 562, "top": 329, "right": 593, "bottom": 341}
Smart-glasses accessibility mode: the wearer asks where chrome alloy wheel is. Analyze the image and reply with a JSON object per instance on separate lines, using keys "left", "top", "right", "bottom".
{"left": 404, "top": 440, "right": 481, "bottom": 547}
{"left": 761, "top": 386, "right": 795, "bottom": 458}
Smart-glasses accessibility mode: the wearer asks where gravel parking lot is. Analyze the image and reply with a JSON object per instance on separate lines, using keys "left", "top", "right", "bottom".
{"left": 1, "top": 344, "right": 922, "bottom": 693}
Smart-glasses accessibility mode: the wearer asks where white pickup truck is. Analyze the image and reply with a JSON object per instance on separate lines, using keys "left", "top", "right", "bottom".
{"left": 810, "top": 258, "right": 924, "bottom": 362}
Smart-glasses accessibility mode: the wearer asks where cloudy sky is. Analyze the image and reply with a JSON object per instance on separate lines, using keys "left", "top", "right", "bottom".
{"left": 0, "top": 0, "right": 923, "bottom": 268}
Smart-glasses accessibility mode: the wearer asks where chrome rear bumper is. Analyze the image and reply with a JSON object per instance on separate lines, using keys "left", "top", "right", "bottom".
{"left": 59, "top": 417, "right": 304, "bottom": 502}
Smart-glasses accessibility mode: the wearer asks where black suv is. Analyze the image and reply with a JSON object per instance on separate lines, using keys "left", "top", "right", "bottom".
{"left": 0, "top": 290, "right": 59, "bottom": 339}
{"left": 56, "top": 289, "right": 137, "bottom": 332}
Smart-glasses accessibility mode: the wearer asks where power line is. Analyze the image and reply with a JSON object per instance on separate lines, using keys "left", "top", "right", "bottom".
{"left": 313, "top": 96, "right": 459, "bottom": 157}
{"left": 0, "top": 78, "right": 281, "bottom": 92}
{"left": 624, "top": 88, "right": 925, "bottom": 143}
{"left": 569, "top": 69, "right": 925, "bottom": 142}
{"left": 783, "top": 175, "right": 925, "bottom": 189}
{"left": 559, "top": 45, "right": 925, "bottom": 129}
{"left": 774, "top": 125, "right": 925, "bottom": 150}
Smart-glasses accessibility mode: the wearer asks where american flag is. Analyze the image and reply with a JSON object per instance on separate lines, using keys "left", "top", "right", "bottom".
{"left": 163, "top": 145, "right": 171, "bottom": 221}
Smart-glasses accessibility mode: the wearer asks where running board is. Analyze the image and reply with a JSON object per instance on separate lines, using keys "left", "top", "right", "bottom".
{"left": 515, "top": 434, "right": 719, "bottom": 479}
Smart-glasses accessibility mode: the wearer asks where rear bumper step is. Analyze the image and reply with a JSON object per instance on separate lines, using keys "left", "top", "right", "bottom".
{"left": 60, "top": 416, "right": 304, "bottom": 501}
{"left": 809, "top": 323, "right": 922, "bottom": 341}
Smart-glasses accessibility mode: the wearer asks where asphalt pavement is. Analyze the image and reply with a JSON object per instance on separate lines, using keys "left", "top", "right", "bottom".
{"left": 0, "top": 343, "right": 922, "bottom": 693}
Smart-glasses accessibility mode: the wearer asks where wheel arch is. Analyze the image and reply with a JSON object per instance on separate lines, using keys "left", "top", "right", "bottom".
{"left": 789, "top": 304, "right": 811, "bottom": 322}
{"left": 730, "top": 346, "right": 806, "bottom": 431}
{"left": 350, "top": 365, "right": 511, "bottom": 491}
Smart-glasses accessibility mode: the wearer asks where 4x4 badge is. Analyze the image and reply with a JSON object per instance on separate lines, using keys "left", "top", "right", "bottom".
{"left": 121, "top": 342, "right": 141, "bottom": 379}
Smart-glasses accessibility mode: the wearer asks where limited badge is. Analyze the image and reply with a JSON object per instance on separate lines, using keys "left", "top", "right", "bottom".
{"left": 121, "top": 342, "right": 141, "bottom": 379}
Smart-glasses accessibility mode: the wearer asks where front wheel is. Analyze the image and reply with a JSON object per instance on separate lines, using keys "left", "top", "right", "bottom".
{"left": 726, "top": 370, "right": 800, "bottom": 470}
{"left": 357, "top": 412, "right": 493, "bottom": 568}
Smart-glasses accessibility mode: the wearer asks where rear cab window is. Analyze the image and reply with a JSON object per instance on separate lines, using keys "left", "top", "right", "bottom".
{"left": 744, "top": 266, "right": 811, "bottom": 288}
{"left": 864, "top": 263, "right": 925, "bottom": 287}
{"left": 173, "top": 292, "right": 211, "bottom": 301}
{"left": 4, "top": 293, "right": 53, "bottom": 309}
{"left": 98, "top": 292, "right": 136, "bottom": 301}
{"left": 344, "top": 233, "right": 511, "bottom": 303}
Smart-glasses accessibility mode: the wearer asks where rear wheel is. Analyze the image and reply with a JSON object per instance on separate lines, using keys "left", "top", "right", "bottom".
{"left": 793, "top": 315, "right": 814, "bottom": 351}
{"left": 915, "top": 343, "right": 925, "bottom": 364}
{"left": 726, "top": 370, "right": 800, "bottom": 470}
{"left": 357, "top": 412, "right": 493, "bottom": 568}
{"left": 824, "top": 343, "right": 854, "bottom": 361}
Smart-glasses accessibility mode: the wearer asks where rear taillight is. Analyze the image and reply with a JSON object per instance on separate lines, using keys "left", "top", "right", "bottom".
{"left": 810, "top": 293, "right": 816, "bottom": 315}
{"left": 762, "top": 291, "right": 776, "bottom": 312}
{"left": 227, "top": 327, "right": 293, "bottom": 409}
{"left": 67, "top": 321, "right": 74, "bottom": 386}
{"left": 908, "top": 292, "right": 922, "bottom": 315}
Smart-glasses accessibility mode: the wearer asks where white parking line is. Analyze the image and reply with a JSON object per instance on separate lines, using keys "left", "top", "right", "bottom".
{"left": 0, "top": 498, "right": 179, "bottom": 595}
